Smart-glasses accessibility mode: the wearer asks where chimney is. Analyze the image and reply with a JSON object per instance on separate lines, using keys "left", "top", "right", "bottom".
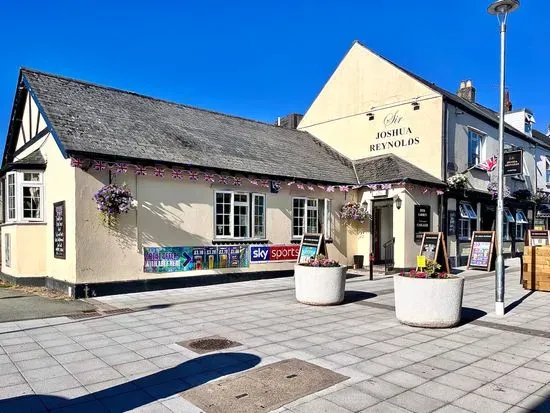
{"left": 457, "top": 80, "right": 476, "bottom": 103}
{"left": 275, "top": 113, "right": 303, "bottom": 129}
{"left": 504, "top": 90, "right": 513, "bottom": 112}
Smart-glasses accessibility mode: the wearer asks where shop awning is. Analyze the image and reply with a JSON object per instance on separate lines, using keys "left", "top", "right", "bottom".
{"left": 537, "top": 204, "right": 550, "bottom": 218}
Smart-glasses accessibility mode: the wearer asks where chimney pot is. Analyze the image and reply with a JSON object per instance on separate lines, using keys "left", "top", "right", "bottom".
{"left": 457, "top": 80, "right": 476, "bottom": 103}
{"left": 504, "top": 91, "right": 513, "bottom": 112}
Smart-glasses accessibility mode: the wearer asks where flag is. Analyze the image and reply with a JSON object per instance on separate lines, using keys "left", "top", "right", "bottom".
{"left": 218, "top": 175, "right": 229, "bottom": 184}
{"left": 172, "top": 169, "right": 184, "bottom": 180}
{"left": 135, "top": 165, "right": 147, "bottom": 176}
{"left": 339, "top": 185, "right": 350, "bottom": 192}
{"left": 188, "top": 171, "right": 199, "bottom": 181}
{"left": 325, "top": 186, "right": 335, "bottom": 193}
{"left": 93, "top": 160, "right": 106, "bottom": 171}
{"left": 70, "top": 158, "right": 83, "bottom": 168}
{"left": 153, "top": 167, "right": 165, "bottom": 177}
{"left": 114, "top": 163, "right": 128, "bottom": 174}
{"left": 477, "top": 156, "right": 497, "bottom": 172}
{"left": 203, "top": 173, "right": 215, "bottom": 183}
{"left": 232, "top": 177, "right": 242, "bottom": 186}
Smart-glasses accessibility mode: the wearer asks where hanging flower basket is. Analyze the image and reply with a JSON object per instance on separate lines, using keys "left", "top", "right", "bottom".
{"left": 337, "top": 202, "right": 371, "bottom": 224}
{"left": 93, "top": 184, "right": 137, "bottom": 227}
{"left": 446, "top": 174, "right": 468, "bottom": 191}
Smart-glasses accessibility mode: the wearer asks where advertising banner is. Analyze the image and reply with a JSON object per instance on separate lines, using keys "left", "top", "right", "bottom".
{"left": 250, "top": 244, "right": 300, "bottom": 263}
{"left": 144, "top": 245, "right": 249, "bottom": 273}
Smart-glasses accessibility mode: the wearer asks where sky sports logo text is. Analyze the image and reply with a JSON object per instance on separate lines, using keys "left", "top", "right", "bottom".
{"left": 250, "top": 245, "right": 299, "bottom": 262}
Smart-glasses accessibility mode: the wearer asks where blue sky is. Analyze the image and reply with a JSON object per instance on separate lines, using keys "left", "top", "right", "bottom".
{"left": 0, "top": 0, "right": 548, "bottom": 148}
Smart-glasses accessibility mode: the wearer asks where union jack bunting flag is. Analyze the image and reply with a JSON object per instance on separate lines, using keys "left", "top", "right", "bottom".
{"left": 188, "top": 171, "right": 199, "bottom": 181}
{"left": 380, "top": 183, "right": 392, "bottom": 190}
{"left": 351, "top": 185, "right": 362, "bottom": 190}
{"left": 218, "top": 175, "right": 229, "bottom": 184}
{"left": 317, "top": 184, "right": 326, "bottom": 190}
{"left": 70, "top": 157, "right": 83, "bottom": 168}
{"left": 134, "top": 165, "right": 147, "bottom": 176}
{"left": 260, "top": 180, "right": 269, "bottom": 187}
{"left": 153, "top": 167, "right": 165, "bottom": 177}
{"left": 203, "top": 173, "right": 215, "bottom": 182}
{"left": 171, "top": 169, "right": 184, "bottom": 180}
{"left": 114, "top": 163, "right": 128, "bottom": 174}
{"left": 232, "top": 177, "right": 242, "bottom": 186}
{"left": 93, "top": 160, "right": 107, "bottom": 171}
{"left": 296, "top": 183, "right": 305, "bottom": 190}
{"left": 325, "top": 186, "right": 335, "bottom": 193}
{"left": 477, "top": 156, "right": 497, "bottom": 172}
{"left": 248, "top": 178, "right": 259, "bottom": 185}
{"left": 339, "top": 185, "right": 350, "bottom": 192}
{"left": 307, "top": 185, "right": 315, "bottom": 191}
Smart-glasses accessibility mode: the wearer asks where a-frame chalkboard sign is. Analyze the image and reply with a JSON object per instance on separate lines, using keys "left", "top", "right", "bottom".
{"left": 467, "top": 231, "right": 496, "bottom": 271}
{"left": 297, "top": 233, "right": 327, "bottom": 264}
{"left": 418, "top": 232, "right": 450, "bottom": 273}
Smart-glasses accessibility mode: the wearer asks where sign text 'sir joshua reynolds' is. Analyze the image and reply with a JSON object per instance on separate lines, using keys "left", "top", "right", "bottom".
{"left": 370, "top": 110, "right": 420, "bottom": 152}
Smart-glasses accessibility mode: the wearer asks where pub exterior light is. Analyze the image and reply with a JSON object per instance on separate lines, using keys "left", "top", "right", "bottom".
{"left": 487, "top": 0, "right": 520, "bottom": 317}
{"left": 394, "top": 195, "right": 402, "bottom": 210}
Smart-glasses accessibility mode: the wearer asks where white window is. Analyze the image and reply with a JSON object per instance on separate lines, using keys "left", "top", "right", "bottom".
{"left": 515, "top": 209, "right": 528, "bottom": 240}
{"left": 458, "top": 202, "right": 477, "bottom": 240}
{"left": 252, "top": 194, "right": 266, "bottom": 239}
{"left": 503, "top": 207, "right": 515, "bottom": 241}
{"left": 4, "top": 171, "right": 44, "bottom": 223}
{"left": 468, "top": 130, "right": 484, "bottom": 167}
{"left": 292, "top": 197, "right": 332, "bottom": 239}
{"left": 214, "top": 191, "right": 265, "bottom": 240}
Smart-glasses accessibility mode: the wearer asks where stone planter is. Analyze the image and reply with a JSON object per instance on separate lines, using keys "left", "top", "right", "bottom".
{"left": 394, "top": 274, "right": 465, "bottom": 328}
{"left": 294, "top": 264, "right": 347, "bottom": 305}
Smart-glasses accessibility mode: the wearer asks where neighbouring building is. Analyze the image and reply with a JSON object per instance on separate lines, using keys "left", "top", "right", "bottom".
{"left": 1, "top": 41, "right": 549, "bottom": 296}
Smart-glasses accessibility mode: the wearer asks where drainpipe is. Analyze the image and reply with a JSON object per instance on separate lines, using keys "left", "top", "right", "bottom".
{"left": 439, "top": 104, "right": 449, "bottom": 235}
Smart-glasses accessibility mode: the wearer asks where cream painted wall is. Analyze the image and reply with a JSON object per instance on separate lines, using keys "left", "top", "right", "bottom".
{"left": 1, "top": 224, "right": 46, "bottom": 276}
{"left": 298, "top": 42, "right": 444, "bottom": 179}
{"left": 74, "top": 169, "right": 356, "bottom": 284}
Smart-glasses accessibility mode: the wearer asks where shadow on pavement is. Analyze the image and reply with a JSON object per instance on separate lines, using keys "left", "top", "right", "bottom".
{"left": 342, "top": 290, "right": 377, "bottom": 304}
{"left": 0, "top": 352, "right": 261, "bottom": 413}
{"left": 458, "top": 307, "right": 487, "bottom": 326}
{"left": 505, "top": 290, "right": 536, "bottom": 313}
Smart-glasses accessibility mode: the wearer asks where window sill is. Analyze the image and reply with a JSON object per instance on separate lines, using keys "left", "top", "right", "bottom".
{"left": 1, "top": 221, "right": 46, "bottom": 227}
{"left": 212, "top": 239, "right": 269, "bottom": 245}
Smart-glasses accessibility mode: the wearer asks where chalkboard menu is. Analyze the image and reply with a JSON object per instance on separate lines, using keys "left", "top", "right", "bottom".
{"left": 526, "top": 230, "right": 550, "bottom": 246}
{"left": 414, "top": 205, "right": 431, "bottom": 241}
{"left": 53, "top": 201, "right": 66, "bottom": 259}
{"left": 447, "top": 210, "right": 456, "bottom": 236}
{"left": 297, "top": 233, "right": 327, "bottom": 264}
{"left": 503, "top": 150, "right": 523, "bottom": 176}
{"left": 418, "top": 232, "right": 450, "bottom": 273}
{"left": 467, "top": 231, "right": 495, "bottom": 271}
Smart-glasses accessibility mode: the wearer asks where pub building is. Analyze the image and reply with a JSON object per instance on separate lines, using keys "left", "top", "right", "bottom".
{"left": 1, "top": 41, "right": 549, "bottom": 297}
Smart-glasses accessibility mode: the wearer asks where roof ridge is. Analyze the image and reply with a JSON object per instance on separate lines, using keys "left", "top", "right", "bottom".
{"left": 20, "top": 67, "right": 311, "bottom": 135}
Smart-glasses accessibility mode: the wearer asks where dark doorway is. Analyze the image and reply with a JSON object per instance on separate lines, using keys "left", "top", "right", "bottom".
{"left": 372, "top": 200, "right": 393, "bottom": 263}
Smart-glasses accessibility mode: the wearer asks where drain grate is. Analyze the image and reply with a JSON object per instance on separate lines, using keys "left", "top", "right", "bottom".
{"left": 176, "top": 335, "right": 242, "bottom": 354}
{"left": 67, "top": 311, "right": 102, "bottom": 320}
{"left": 101, "top": 308, "right": 134, "bottom": 315}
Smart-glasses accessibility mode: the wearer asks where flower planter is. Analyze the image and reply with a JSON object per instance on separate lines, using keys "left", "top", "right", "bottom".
{"left": 393, "top": 274, "right": 464, "bottom": 328}
{"left": 294, "top": 264, "right": 347, "bottom": 305}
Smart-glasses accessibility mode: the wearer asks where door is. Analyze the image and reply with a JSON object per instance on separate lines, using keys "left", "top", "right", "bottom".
{"left": 372, "top": 200, "right": 394, "bottom": 263}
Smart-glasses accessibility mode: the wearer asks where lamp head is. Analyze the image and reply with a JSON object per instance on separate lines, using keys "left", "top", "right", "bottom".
{"left": 488, "top": 0, "right": 520, "bottom": 16}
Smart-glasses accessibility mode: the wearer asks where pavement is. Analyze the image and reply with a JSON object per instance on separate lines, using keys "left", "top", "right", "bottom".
{"left": 0, "top": 258, "right": 549, "bottom": 412}
{"left": 0, "top": 287, "right": 96, "bottom": 322}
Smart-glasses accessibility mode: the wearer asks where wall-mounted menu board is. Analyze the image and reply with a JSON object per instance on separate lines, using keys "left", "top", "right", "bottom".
{"left": 414, "top": 205, "right": 431, "bottom": 241}
{"left": 53, "top": 201, "right": 66, "bottom": 259}
{"left": 525, "top": 230, "right": 550, "bottom": 246}
{"left": 418, "top": 232, "right": 450, "bottom": 273}
{"left": 467, "top": 231, "right": 495, "bottom": 271}
{"left": 297, "top": 233, "right": 327, "bottom": 264}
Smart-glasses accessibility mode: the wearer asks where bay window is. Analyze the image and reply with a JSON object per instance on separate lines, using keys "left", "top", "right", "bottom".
{"left": 515, "top": 209, "right": 528, "bottom": 240}
{"left": 214, "top": 191, "right": 265, "bottom": 239}
{"left": 292, "top": 197, "right": 332, "bottom": 239}
{"left": 458, "top": 202, "right": 477, "bottom": 240}
{"left": 4, "top": 171, "right": 44, "bottom": 223}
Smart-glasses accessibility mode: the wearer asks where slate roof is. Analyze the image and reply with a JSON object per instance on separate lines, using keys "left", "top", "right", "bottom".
{"left": 21, "top": 69, "right": 357, "bottom": 184}
{"left": 354, "top": 154, "right": 444, "bottom": 186}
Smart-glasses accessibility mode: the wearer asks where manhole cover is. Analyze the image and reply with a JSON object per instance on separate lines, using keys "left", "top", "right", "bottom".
{"left": 177, "top": 336, "right": 242, "bottom": 354}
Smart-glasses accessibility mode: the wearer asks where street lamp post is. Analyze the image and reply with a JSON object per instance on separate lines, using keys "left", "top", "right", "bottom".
{"left": 488, "top": 0, "right": 520, "bottom": 316}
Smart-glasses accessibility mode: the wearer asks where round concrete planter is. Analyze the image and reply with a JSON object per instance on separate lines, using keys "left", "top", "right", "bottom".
{"left": 393, "top": 274, "right": 465, "bottom": 328}
{"left": 294, "top": 264, "right": 347, "bottom": 305}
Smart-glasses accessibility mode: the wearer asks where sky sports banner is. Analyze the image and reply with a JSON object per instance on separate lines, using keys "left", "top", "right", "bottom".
{"left": 250, "top": 244, "right": 299, "bottom": 263}
{"left": 144, "top": 246, "right": 249, "bottom": 273}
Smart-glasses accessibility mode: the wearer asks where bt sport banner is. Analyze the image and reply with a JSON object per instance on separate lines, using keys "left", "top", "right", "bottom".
{"left": 144, "top": 246, "right": 249, "bottom": 273}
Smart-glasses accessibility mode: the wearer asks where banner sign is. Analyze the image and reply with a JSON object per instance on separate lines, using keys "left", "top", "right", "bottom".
{"left": 144, "top": 245, "right": 249, "bottom": 273}
{"left": 503, "top": 150, "right": 523, "bottom": 176}
{"left": 297, "top": 233, "right": 327, "bottom": 264}
{"left": 250, "top": 244, "right": 300, "bottom": 263}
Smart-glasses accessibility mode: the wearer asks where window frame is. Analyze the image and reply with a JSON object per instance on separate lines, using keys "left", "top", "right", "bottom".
{"left": 213, "top": 190, "right": 266, "bottom": 240}
{"left": 458, "top": 202, "right": 477, "bottom": 240}
{"left": 502, "top": 207, "right": 515, "bottom": 241}
{"left": 515, "top": 209, "right": 528, "bottom": 240}
{"left": 292, "top": 197, "right": 322, "bottom": 239}
{"left": 4, "top": 170, "right": 44, "bottom": 223}
{"left": 467, "top": 130, "right": 484, "bottom": 167}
